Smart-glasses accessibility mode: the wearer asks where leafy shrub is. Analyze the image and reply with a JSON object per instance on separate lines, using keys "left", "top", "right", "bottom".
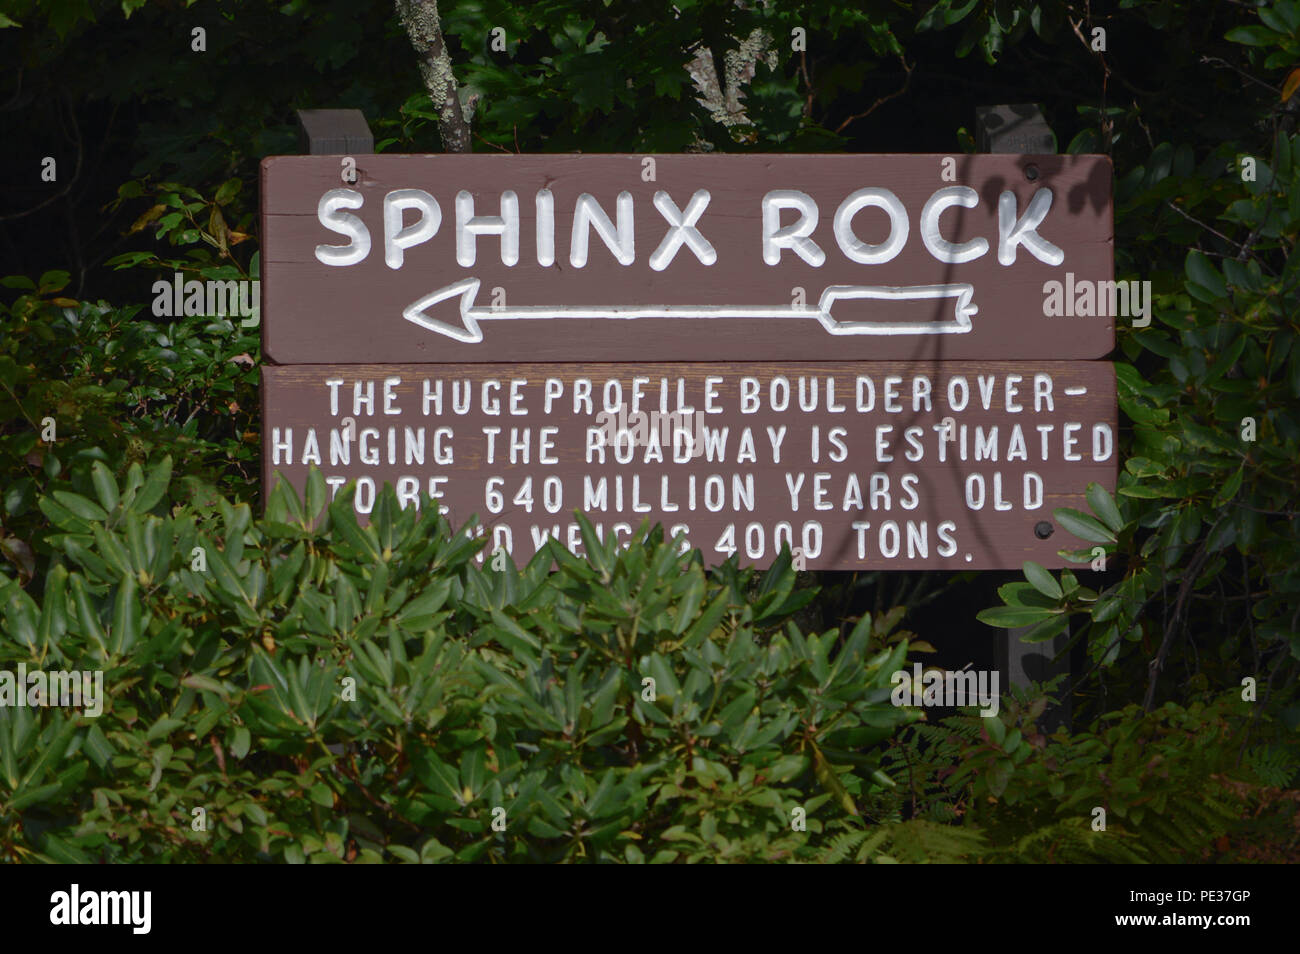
{"left": 980, "top": 16, "right": 1300, "bottom": 739}
{"left": 2, "top": 458, "right": 1289, "bottom": 862}
{"left": 1, "top": 464, "right": 921, "bottom": 862}
{"left": 0, "top": 276, "right": 260, "bottom": 587}
{"left": 870, "top": 689, "right": 1277, "bottom": 863}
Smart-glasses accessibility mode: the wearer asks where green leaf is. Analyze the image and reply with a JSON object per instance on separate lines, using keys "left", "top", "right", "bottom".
{"left": 90, "top": 462, "right": 120, "bottom": 515}
{"left": 1225, "top": 25, "right": 1283, "bottom": 46}
{"left": 84, "top": 725, "right": 115, "bottom": 770}
{"left": 997, "top": 582, "right": 1060, "bottom": 609}
{"left": 986, "top": 758, "right": 1012, "bottom": 797}
{"left": 111, "top": 573, "right": 141, "bottom": 655}
{"left": 575, "top": 510, "right": 611, "bottom": 578}
{"left": 145, "top": 715, "right": 186, "bottom": 742}
{"left": 11, "top": 781, "right": 62, "bottom": 811}
{"left": 17, "top": 717, "right": 78, "bottom": 792}
{"left": 1117, "top": 483, "right": 1167, "bottom": 499}
{"left": 671, "top": 571, "right": 705, "bottom": 636}
{"left": 134, "top": 456, "right": 173, "bottom": 513}
{"left": 1053, "top": 507, "right": 1117, "bottom": 544}
{"left": 1124, "top": 458, "right": 1165, "bottom": 478}
{"left": 976, "top": 606, "right": 1058, "bottom": 628}
{"left": 38, "top": 564, "right": 68, "bottom": 647}
{"left": 1206, "top": 519, "right": 1238, "bottom": 553}
{"left": 812, "top": 743, "right": 857, "bottom": 817}
{"left": 1085, "top": 483, "right": 1124, "bottom": 533}
{"left": 1212, "top": 466, "right": 1244, "bottom": 507}
{"left": 330, "top": 501, "right": 381, "bottom": 562}
{"left": 203, "top": 543, "right": 248, "bottom": 604}
{"left": 397, "top": 579, "right": 451, "bottom": 623}
{"left": 1185, "top": 250, "right": 1227, "bottom": 299}
{"left": 682, "top": 590, "right": 729, "bottom": 647}
{"left": 3, "top": 590, "right": 39, "bottom": 648}
{"left": 489, "top": 608, "right": 542, "bottom": 653}
{"left": 304, "top": 466, "right": 327, "bottom": 521}
{"left": 870, "top": 768, "right": 896, "bottom": 790}
{"left": 70, "top": 574, "right": 107, "bottom": 651}
{"left": 231, "top": 726, "right": 251, "bottom": 759}
{"left": 51, "top": 491, "right": 108, "bottom": 524}
{"left": 181, "top": 674, "right": 228, "bottom": 697}
{"left": 214, "top": 178, "right": 242, "bottom": 205}
{"left": 1020, "top": 614, "right": 1070, "bottom": 643}
{"left": 768, "top": 754, "right": 809, "bottom": 782}
{"left": 1022, "top": 561, "right": 1063, "bottom": 600}
{"left": 38, "top": 270, "right": 70, "bottom": 293}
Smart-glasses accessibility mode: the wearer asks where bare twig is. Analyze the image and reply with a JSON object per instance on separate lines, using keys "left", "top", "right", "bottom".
{"left": 1164, "top": 200, "right": 1243, "bottom": 249}
{"left": 1200, "top": 56, "right": 1281, "bottom": 96}
{"left": 1144, "top": 535, "right": 1214, "bottom": 711}
{"left": 1067, "top": 9, "right": 1112, "bottom": 150}
{"left": 474, "top": 131, "right": 513, "bottom": 155}
{"left": 835, "top": 56, "right": 913, "bottom": 134}
{"left": 1132, "top": 98, "right": 1155, "bottom": 149}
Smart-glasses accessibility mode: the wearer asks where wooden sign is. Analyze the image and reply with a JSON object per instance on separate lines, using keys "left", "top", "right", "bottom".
{"left": 261, "top": 150, "right": 1117, "bottom": 569}
{"left": 261, "top": 154, "right": 1113, "bottom": 364}
{"left": 261, "top": 361, "right": 1115, "bottom": 569}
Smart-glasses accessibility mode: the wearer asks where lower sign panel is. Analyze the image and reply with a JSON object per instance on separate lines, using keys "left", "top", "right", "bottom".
{"left": 262, "top": 361, "right": 1115, "bottom": 570}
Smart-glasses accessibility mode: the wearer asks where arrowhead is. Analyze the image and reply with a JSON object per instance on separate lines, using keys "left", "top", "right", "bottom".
{"left": 403, "top": 278, "right": 483, "bottom": 343}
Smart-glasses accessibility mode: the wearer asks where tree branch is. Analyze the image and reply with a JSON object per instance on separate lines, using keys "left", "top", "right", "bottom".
{"left": 686, "top": 28, "right": 775, "bottom": 132}
{"left": 394, "top": 0, "right": 472, "bottom": 153}
{"left": 1144, "top": 535, "right": 1214, "bottom": 711}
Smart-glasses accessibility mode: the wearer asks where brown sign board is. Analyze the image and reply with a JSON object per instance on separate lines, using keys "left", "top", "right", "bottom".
{"left": 260, "top": 154, "right": 1114, "bottom": 364}
{"left": 261, "top": 361, "right": 1115, "bottom": 570}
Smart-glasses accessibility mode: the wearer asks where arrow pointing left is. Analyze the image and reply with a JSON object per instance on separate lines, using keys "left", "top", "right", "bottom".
{"left": 402, "top": 278, "right": 977, "bottom": 343}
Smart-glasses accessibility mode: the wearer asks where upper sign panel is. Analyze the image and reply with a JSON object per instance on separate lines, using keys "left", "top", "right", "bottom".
{"left": 261, "top": 154, "right": 1113, "bottom": 363}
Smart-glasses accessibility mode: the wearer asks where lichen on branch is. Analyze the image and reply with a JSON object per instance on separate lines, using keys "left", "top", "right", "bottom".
{"left": 394, "top": 0, "right": 472, "bottom": 153}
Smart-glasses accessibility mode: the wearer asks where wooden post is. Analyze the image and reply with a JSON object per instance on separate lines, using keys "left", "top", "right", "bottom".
{"left": 978, "top": 103, "right": 1071, "bottom": 733}
{"left": 296, "top": 109, "right": 374, "bottom": 155}
{"left": 975, "top": 104, "right": 1057, "bottom": 154}
{"left": 290, "top": 108, "right": 373, "bottom": 761}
